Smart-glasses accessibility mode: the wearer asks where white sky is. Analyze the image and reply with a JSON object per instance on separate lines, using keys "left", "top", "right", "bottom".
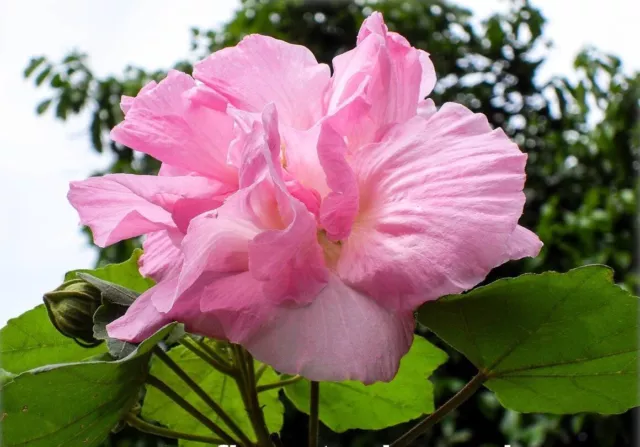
{"left": 0, "top": 0, "right": 639, "bottom": 325}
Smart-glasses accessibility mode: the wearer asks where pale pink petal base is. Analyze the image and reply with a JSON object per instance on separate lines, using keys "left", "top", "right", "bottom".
{"left": 244, "top": 275, "right": 415, "bottom": 384}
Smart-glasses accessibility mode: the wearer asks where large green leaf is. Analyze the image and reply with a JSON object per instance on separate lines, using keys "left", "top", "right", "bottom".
{"left": 283, "top": 336, "right": 448, "bottom": 432}
{"left": 1, "top": 324, "right": 174, "bottom": 447}
{"left": 142, "top": 344, "right": 284, "bottom": 444}
{"left": 419, "top": 265, "right": 639, "bottom": 414}
{"left": 0, "top": 304, "right": 104, "bottom": 374}
{"left": 65, "top": 249, "right": 154, "bottom": 293}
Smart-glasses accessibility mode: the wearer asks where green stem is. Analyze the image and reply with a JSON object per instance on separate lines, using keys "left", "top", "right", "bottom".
{"left": 146, "top": 374, "right": 237, "bottom": 445}
{"left": 390, "top": 372, "right": 487, "bottom": 447}
{"left": 195, "top": 336, "right": 235, "bottom": 369}
{"left": 179, "top": 338, "right": 236, "bottom": 376}
{"left": 246, "top": 351, "right": 274, "bottom": 446}
{"left": 153, "top": 347, "right": 252, "bottom": 446}
{"left": 233, "top": 345, "right": 273, "bottom": 446}
{"left": 254, "top": 363, "right": 268, "bottom": 383}
{"left": 124, "top": 413, "right": 224, "bottom": 445}
{"left": 308, "top": 381, "right": 320, "bottom": 447}
{"left": 256, "top": 375, "right": 303, "bottom": 393}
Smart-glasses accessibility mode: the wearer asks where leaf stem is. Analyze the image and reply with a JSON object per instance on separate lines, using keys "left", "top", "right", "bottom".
{"left": 153, "top": 347, "right": 252, "bottom": 446}
{"left": 124, "top": 413, "right": 224, "bottom": 445}
{"left": 195, "top": 336, "right": 235, "bottom": 369}
{"left": 146, "top": 374, "right": 237, "bottom": 445}
{"left": 390, "top": 372, "right": 487, "bottom": 447}
{"left": 179, "top": 338, "right": 236, "bottom": 376}
{"left": 308, "top": 381, "right": 320, "bottom": 447}
{"left": 256, "top": 375, "right": 303, "bottom": 393}
{"left": 254, "top": 363, "right": 268, "bottom": 383}
{"left": 232, "top": 345, "right": 273, "bottom": 446}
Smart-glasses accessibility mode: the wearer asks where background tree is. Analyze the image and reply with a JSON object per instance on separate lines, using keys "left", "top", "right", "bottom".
{"left": 26, "top": 0, "right": 639, "bottom": 445}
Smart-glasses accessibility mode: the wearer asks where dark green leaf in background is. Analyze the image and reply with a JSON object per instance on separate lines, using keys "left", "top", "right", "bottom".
{"left": 419, "top": 266, "right": 639, "bottom": 414}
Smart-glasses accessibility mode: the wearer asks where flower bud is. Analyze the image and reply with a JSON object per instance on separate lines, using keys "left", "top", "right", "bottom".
{"left": 43, "top": 279, "right": 103, "bottom": 347}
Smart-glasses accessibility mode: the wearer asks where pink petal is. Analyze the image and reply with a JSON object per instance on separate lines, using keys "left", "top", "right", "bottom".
{"left": 357, "top": 13, "right": 436, "bottom": 99}
{"left": 120, "top": 81, "right": 157, "bottom": 115}
{"left": 505, "top": 225, "right": 543, "bottom": 260}
{"left": 139, "top": 230, "right": 184, "bottom": 281}
{"left": 158, "top": 163, "right": 194, "bottom": 177}
{"left": 418, "top": 50, "right": 437, "bottom": 99}
{"left": 111, "top": 70, "right": 237, "bottom": 185}
{"left": 326, "top": 12, "right": 436, "bottom": 148}
{"left": 106, "top": 278, "right": 175, "bottom": 343}
{"left": 280, "top": 125, "right": 330, "bottom": 197}
{"left": 175, "top": 107, "right": 327, "bottom": 316}
{"left": 174, "top": 182, "right": 326, "bottom": 334}
{"left": 317, "top": 122, "right": 359, "bottom": 241}
{"left": 193, "top": 271, "right": 269, "bottom": 343}
{"left": 194, "top": 35, "right": 331, "bottom": 130}
{"left": 244, "top": 274, "right": 415, "bottom": 384}
{"left": 339, "top": 103, "right": 540, "bottom": 311}
{"left": 327, "top": 32, "right": 381, "bottom": 115}
{"left": 356, "top": 12, "right": 389, "bottom": 43}
{"left": 417, "top": 98, "right": 437, "bottom": 119}
{"left": 68, "top": 173, "right": 232, "bottom": 247}
{"left": 246, "top": 106, "right": 328, "bottom": 303}
{"left": 175, "top": 194, "right": 260, "bottom": 301}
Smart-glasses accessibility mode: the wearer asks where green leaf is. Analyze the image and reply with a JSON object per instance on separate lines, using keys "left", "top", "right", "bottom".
{"left": 79, "top": 273, "right": 139, "bottom": 306}
{"left": 0, "top": 304, "right": 104, "bottom": 374}
{"left": 36, "top": 98, "right": 52, "bottom": 115}
{"left": 23, "top": 56, "right": 45, "bottom": 78}
{"left": 283, "top": 336, "right": 448, "bottom": 432}
{"left": 1, "top": 368, "right": 16, "bottom": 385}
{"left": 34, "top": 64, "right": 52, "bottom": 86}
{"left": 142, "top": 343, "right": 284, "bottom": 444}
{"left": 65, "top": 249, "right": 154, "bottom": 294}
{"left": 1, "top": 324, "right": 175, "bottom": 447}
{"left": 418, "top": 266, "right": 639, "bottom": 414}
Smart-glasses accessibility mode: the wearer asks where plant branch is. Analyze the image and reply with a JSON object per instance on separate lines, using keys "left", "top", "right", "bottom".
{"left": 153, "top": 347, "right": 252, "bottom": 446}
{"left": 254, "top": 363, "right": 268, "bottom": 383}
{"left": 232, "top": 345, "right": 273, "bottom": 446}
{"left": 180, "top": 338, "right": 236, "bottom": 376}
{"left": 124, "top": 413, "right": 224, "bottom": 445}
{"left": 390, "top": 372, "right": 487, "bottom": 447}
{"left": 308, "top": 381, "right": 320, "bottom": 447}
{"left": 246, "top": 350, "right": 274, "bottom": 446}
{"left": 256, "top": 375, "right": 303, "bottom": 393}
{"left": 146, "top": 374, "right": 237, "bottom": 445}
{"left": 195, "top": 336, "right": 235, "bottom": 370}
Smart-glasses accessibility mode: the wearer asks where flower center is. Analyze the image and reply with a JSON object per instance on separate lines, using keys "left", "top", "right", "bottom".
{"left": 280, "top": 142, "right": 288, "bottom": 169}
{"left": 317, "top": 230, "right": 342, "bottom": 269}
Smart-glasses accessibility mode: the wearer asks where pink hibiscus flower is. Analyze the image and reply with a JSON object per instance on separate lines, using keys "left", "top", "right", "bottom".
{"left": 68, "top": 12, "right": 541, "bottom": 383}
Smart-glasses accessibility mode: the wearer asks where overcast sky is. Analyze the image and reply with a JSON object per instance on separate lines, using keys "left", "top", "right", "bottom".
{"left": 1, "top": 0, "right": 639, "bottom": 325}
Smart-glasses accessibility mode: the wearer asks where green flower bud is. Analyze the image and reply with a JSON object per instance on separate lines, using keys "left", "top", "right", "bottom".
{"left": 43, "top": 278, "right": 103, "bottom": 347}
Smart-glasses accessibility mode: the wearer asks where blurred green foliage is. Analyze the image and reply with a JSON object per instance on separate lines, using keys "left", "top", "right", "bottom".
{"left": 26, "top": 0, "right": 638, "bottom": 445}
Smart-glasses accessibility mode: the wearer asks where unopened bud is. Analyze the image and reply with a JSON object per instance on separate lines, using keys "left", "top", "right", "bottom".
{"left": 43, "top": 279, "right": 103, "bottom": 347}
